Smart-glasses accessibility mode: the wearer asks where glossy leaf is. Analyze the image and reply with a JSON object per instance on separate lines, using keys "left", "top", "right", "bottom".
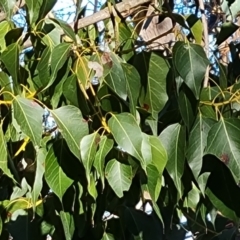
{"left": 206, "top": 118, "right": 240, "bottom": 180}
{"left": 134, "top": 52, "right": 169, "bottom": 117}
{"left": 0, "top": 123, "right": 13, "bottom": 179}
{"left": 80, "top": 132, "right": 100, "bottom": 181}
{"left": 13, "top": 96, "right": 44, "bottom": 146}
{"left": 216, "top": 22, "right": 239, "bottom": 45}
{"left": 173, "top": 42, "right": 209, "bottom": 99}
{"left": 104, "top": 52, "right": 127, "bottom": 100}
{"left": 187, "top": 115, "right": 215, "bottom": 180}
{"left": 108, "top": 113, "right": 144, "bottom": 168}
{"left": 93, "top": 136, "right": 114, "bottom": 189}
{"left": 121, "top": 63, "right": 141, "bottom": 118}
{"left": 159, "top": 123, "right": 186, "bottom": 197}
{"left": 45, "top": 144, "right": 73, "bottom": 201}
{"left": 38, "top": 0, "right": 57, "bottom": 20}
{"left": 105, "top": 159, "right": 132, "bottom": 198}
{"left": 51, "top": 105, "right": 88, "bottom": 159}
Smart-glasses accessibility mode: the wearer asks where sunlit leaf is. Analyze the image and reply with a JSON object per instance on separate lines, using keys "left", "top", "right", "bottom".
{"left": 13, "top": 96, "right": 44, "bottom": 146}
{"left": 173, "top": 42, "right": 209, "bottom": 99}
{"left": 108, "top": 113, "right": 145, "bottom": 169}
{"left": 104, "top": 52, "right": 127, "bottom": 100}
{"left": 159, "top": 123, "right": 186, "bottom": 197}
{"left": 134, "top": 52, "right": 169, "bottom": 117}
{"left": 51, "top": 105, "right": 88, "bottom": 159}
{"left": 0, "top": 0, "right": 15, "bottom": 19}
{"left": 105, "top": 159, "right": 132, "bottom": 198}
{"left": 0, "top": 21, "right": 12, "bottom": 50}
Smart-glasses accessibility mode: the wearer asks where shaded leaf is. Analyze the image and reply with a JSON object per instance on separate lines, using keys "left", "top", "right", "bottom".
{"left": 0, "top": 123, "right": 13, "bottom": 179}
{"left": 60, "top": 211, "right": 75, "bottom": 240}
{"left": 51, "top": 105, "right": 88, "bottom": 159}
{"left": 105, "top": 159, "right": 132, "bottom": 198}
{"left": 206, "top": 118, "right": 240, "bottom": 180}
{"left": 1, "top": 43, "right": 20, "bottom": 94}
{"left": 25, "top": 0, "right": 42, "bottom": 25}
{"left": 216, "top": 22, "right": 239, "bottom": 45}
{"left": 31, "top": 148, "right": 46, "bottom": 212}
{"left": 80, "top": 132, "right": 100, "bottom": 181}
{"left": 13, "top": 96, "right": 44, "bottom": 146}
{"left": 38, "top": 0, "right": 57, "bottom": 20}
{"left": 173, "top": 42, "right": 209, "bottom": 99}
{"left": 93, "top": 136, "right": 114, "bottom": 189}
{"left": 121, "top": 63, "right": 141, "bottom": 118}
{"left": 45, "top": 143, "right": 73, "bottom": 201}
{"left": 159, "top": 123, "right": 186, "bottom": 197}
{"left": 187, "top": 115, "right": 215, "bottom": 180}
{"left": 43, "top": 43, "right": 71, "bottom": 90}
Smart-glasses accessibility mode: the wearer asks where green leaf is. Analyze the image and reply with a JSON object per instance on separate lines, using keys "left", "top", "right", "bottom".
{"left": 1, "top": 43, "right": 20, "bottom": 94}
{"left": 108, "top": 113, "right": 144, "bottom": 169}
{"left": 102, "top": 233, "right": 114, "bottom": 240}
{"left": 37, "top": 46, "right": 51, "bottom": 88}
{"left": 51, "top": 105, "right": 88, "bottom": 159}
{"left": 93, "top": 136, "right": 114, "bottom": 189}
{"left": 43, "top": 43, "right": 71, "bottom": 90}
{"left": 146, "top": 164, "right": 161, "bottom": 201}
{"left": 25, "top": 0, "right": 42, "bottom": 25}
{"left": 60, "top": 211, "right": 75, "bottom": 240}
{"left": 105, "top": 159, "right": 132, "bottom": 198}
{"left": 80, "top": 132, "right": 100, "bottom": 181}
{"left": 159, "top": 123, "right": 186, "bottom": 197}
{"left": 74, "top": 56, "right": 90, "bottom": 89}
{"left": 219, "top": 62, "right": 228, "bottom": 89}
{"left": 186, "top": 14, "right": 203, "bottom": 45}
{"left": 134, "top": 52, "right": 169, "bottom": 117}
{"left": 0, "top": 71, "right": 13, "bottom": 100}
{"left": 187, "top": 115, "right": 215, "bottom": 180}
{"left": 185, "top": 183, "right": 200, "bottom": 210}
{"left": 216, "top": 22, "right": 239, "bottom": 45}
{"left": 178, "top": 88, "right": 195, "bottom": 129}
{"left": 0, "top": 123, "right": 13, "bottom": 179}
{"left": 206, "top": 188, "right": 239, "bottom": 222}
{"left": 104, "top": 52, "right": 127, "bottom": 100}
{"left": 0, "top": 0, "right": 15, "bottom": 19}
{"left": 149, "top": 136, "right": 168, "bottom": 174}
{"left": 0, "top": 21, "right": 12, "bottom": 50}
{"left": 50, "top": 18, "right": 76, "bottom": 42}
{"left": 38, "top": 0, "right": 58, "bottom": 21}
{"left": 121, "top": 63, "right": 141, "bottom": 118}
{"left": 13, "top": 96, "right": 44, "bottom": 146}
{"left": 31, "top": 148, "right": 46, "bottom": 213}
{"left": 197, "top": 172, "right": 210, "bottom": 197}
{"left": 206, "top": 118, "right": 240, "bottom": 180}
{"left": 173, "top": 42, "right": 209, "bottom": 99}
{"left": 45, "top": 143, "right": 73, "bottom": 201}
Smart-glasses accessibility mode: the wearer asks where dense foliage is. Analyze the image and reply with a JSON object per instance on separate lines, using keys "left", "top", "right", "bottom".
{"left": 1, "top": 0, "right": 240, "bottom": 239}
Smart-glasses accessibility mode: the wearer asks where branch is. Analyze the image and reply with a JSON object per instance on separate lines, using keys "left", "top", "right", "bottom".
{"left": 198, "top": 0, "right": 210, "bottom": 88}
{"left": 5, "top": 0, "right": 152, "bottom": 49}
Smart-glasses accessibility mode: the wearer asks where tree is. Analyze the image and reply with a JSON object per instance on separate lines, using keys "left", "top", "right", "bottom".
{"left": 0, "top": 0, "right": 240, "bottom": 239}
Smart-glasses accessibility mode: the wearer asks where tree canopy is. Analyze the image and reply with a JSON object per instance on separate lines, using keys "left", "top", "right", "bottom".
{"left": 1, "top": 0, "right": 240, "bottom": 239}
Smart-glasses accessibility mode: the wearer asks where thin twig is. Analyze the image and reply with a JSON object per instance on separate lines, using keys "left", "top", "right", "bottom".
{"left": 198, "top": 0, "right": 210, "bottom": 88}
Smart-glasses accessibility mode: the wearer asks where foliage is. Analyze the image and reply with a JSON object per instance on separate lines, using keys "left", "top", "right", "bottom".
{"left": 1, "top": 0, "right": 240, "bottom": 239}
